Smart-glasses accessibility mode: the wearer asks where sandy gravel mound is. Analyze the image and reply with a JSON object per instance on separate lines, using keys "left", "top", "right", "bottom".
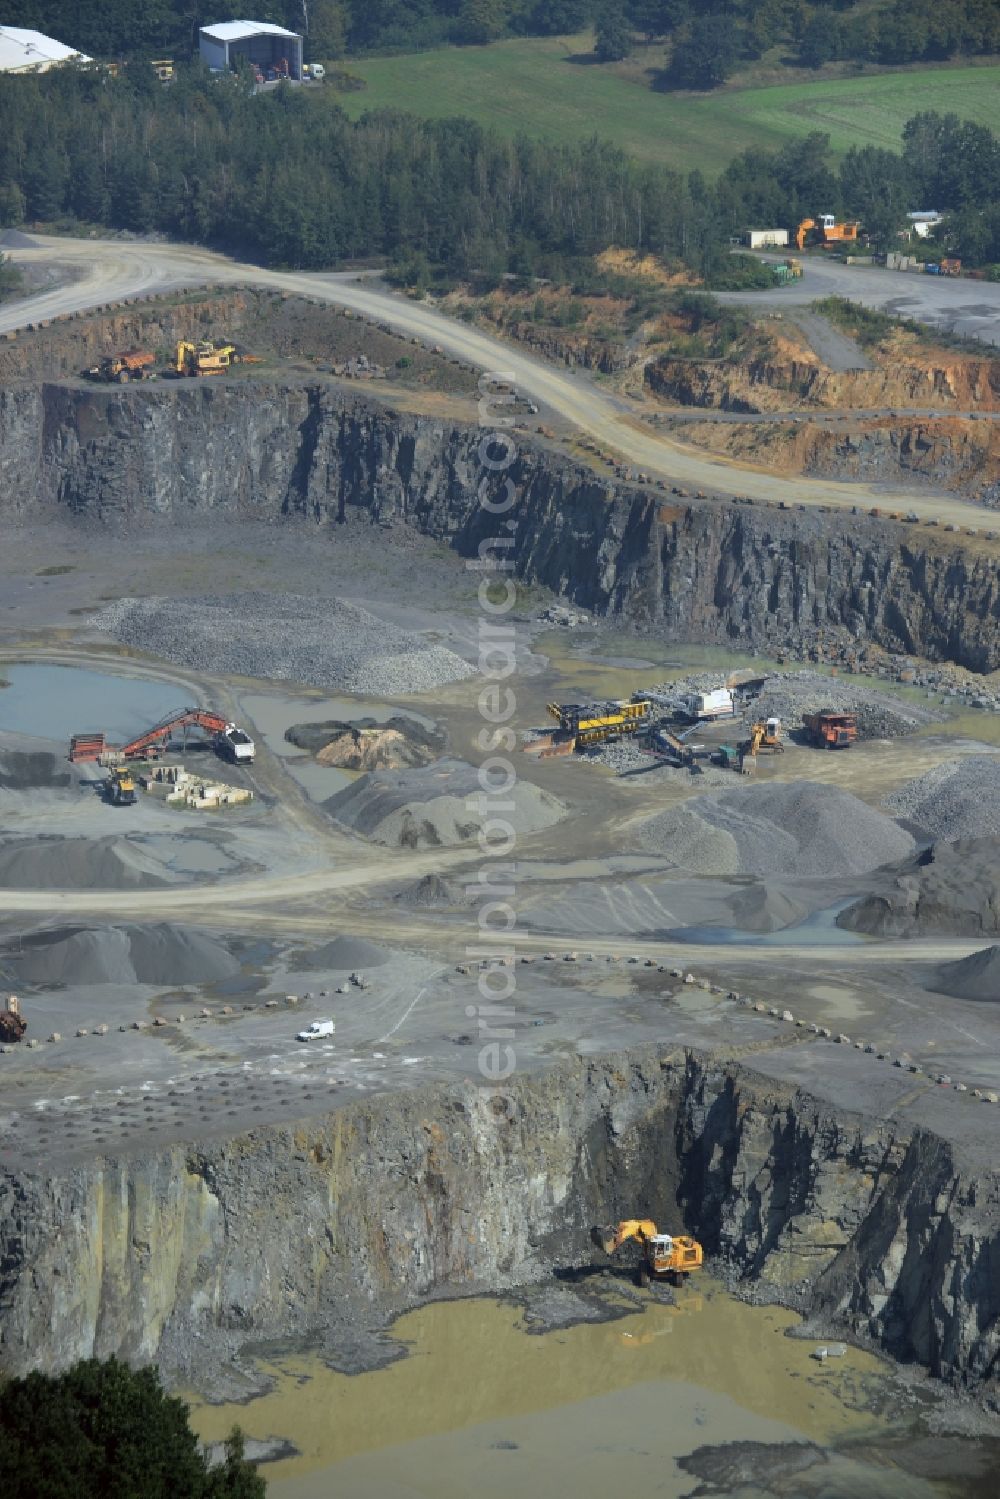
{"left": 0, "top": 923, "right": 240, "bottom": 986}
{"left": 287, "top": 716, "right": 444, "bottom": 770}
{"left": 931, "top": 946, "right": 1000, "bottom": 1001}
{"left": 638, "top": 781, "right": 914, "bottom": 877}
{"left": 884, "top": 756, "right": 1000, "bottom": 841}
{"left": 325, "top": 758, "right": 565, "bottom": 849}
{"left": 292, "top": 936, "right": 390, "bottom": 971}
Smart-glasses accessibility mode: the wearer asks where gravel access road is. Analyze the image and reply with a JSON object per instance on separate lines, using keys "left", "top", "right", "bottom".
{"left": 1, "top": 232, "right": 993, "bottom": 529}
{"left": 788, "top": 310, "right": 873, "bottom": 371}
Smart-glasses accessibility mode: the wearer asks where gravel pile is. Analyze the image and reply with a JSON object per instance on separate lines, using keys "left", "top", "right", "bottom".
{"left": 325, "top": 757, "right": 565, "bottom": 849}
{"left": 0, "top": 923, "right": 239, "bottom": 986}
{"left": 931, "top": 946, "right": 1000, "bottom": 1002}
{"left": 637, "top": 780, "right": 914, "bottom": 877}
{"left": 95, "top": 593, "right": 475, "bottom": 696}
{"left": 838, "top": 837, "right": 1000, "bottom": 938}
{"left": 743, "top": 671, "right": 940, "bottom": 740}
{"left": 291, "top": 936, "right": 390, "bottom": 971}
{"left": 0, "top": 836, "right": 171, "bottom": 890}
{"left": 395, "top": 873, "right": 468, "bottom": 907}
{"left": 639, "top": 668, "right": 938, "bottom": 740}
{"left": 883, "top": 756, "right": 1000, "bottom": 840}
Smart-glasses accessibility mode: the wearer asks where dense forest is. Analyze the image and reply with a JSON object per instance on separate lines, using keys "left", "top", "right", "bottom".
{"left": 634, "top": 0, "right": 1000, "bottom": 87}
{"left": 0, "top": 68, "right": 997, "bottom": 270}
{"left": 5, "top": 0, "right": 999, "bottom": 75}
{"left": 0, "top": 67, "right": 721, "bottom": 270}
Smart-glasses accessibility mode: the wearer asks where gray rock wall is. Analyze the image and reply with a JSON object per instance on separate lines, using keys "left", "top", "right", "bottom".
{"left": 5, "top": 381, "right": 1000, "bottom": 667}
{"left": 2, "top": 1048, "right": 998, "bottom": 1391}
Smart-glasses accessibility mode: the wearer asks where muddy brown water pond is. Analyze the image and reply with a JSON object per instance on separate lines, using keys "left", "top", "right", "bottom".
{"left": 189, "top": 1289, "right": 986, "bottom": 1498}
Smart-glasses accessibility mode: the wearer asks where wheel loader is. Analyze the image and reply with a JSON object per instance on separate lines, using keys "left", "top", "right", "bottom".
{"left": 105, "top": 767, "right": 137, "bottom": 807}
{"left": 591, "top": 1219, "right": 704, "bottom": 1287}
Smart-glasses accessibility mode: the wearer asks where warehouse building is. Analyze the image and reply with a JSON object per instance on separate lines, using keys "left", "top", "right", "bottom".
{"left": 0, "top": 26, "right": 90, "bottom": 72}
{"left": 199, "top": 20, "right": 302, "bottom": 81}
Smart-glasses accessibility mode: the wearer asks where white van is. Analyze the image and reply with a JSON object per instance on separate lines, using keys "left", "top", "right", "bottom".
{"left": 297, "top": 1018, "right": 334, "bottom": 1041}
{"left": 303, "top": 63, "right": 325, "bottom": 80}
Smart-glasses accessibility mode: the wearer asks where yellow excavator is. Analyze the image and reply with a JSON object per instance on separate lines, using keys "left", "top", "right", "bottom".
{"left": 743, "top": 717, "right": 784, "bottom": 757}
{"left": 591, "top": 1219, "right": 704, "bottom": 1287}
{"left": 175, "top": 340, "right": 259, "bottom": 377}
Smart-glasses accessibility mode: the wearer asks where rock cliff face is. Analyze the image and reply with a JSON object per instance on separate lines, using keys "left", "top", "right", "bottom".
{"left": 7, "top": 380, "right": 1000, "bottom": 670}
{"left": 647, "top": 348, "right": 1000, "bottom": 413}
{"left": 1, "top": 1048, "right": 998, "bottom": 1391}
{"left": 677, "top": 415, "right": 1000, "bottom": 505}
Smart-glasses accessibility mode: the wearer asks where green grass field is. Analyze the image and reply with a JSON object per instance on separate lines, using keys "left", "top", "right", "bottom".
{"left": 336, "top": 35, "right": 1000, "bottom": 174}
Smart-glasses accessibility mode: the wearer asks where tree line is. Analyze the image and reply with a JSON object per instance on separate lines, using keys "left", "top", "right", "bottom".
{"left": 5, "top": 0, "right": 998, "bottom": 73}
{"left": 618, "top": 0, "right": 1000, "bottom": 87}
{"left": 0, "top": 1356, "right": 264, "bottom": 1499}
{"left": 0, "top": 66, "right": 722, "bottom": 271}
{"left": 0, "top": 68, "right": 996, "bottom": 271}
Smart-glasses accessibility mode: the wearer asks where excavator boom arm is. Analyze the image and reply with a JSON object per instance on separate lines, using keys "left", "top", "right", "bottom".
{"left": 591, "top": 1218, "right": 658, "bottom": 1255}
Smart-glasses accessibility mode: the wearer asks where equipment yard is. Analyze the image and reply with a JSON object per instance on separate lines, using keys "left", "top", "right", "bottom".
{"left": 3, "top": 234, "right": 1000, "bottom": 1494}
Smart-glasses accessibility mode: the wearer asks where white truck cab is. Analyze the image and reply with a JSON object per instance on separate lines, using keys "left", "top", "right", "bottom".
{"left": 297, "top": 1018, "right": 335, "bottom": 1041}
{"left": 216, "top": 724, "right": 255, "bottom": 763}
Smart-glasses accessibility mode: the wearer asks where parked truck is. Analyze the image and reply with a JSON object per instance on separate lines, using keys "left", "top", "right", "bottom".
{"left": 87, "top": 350, "right": 156, "bottom": 383}
{"left": 803, "top": 711, "right": 858, "bottom": 749}
{"left": 297, "top": 1018, "right": 335, "bottom": 1041}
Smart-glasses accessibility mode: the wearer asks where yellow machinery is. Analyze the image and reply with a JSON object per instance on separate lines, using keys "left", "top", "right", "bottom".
{"left": 744, "top": 717, "right": 783, "bottom": 756}
{"left": 88, "top": 349, "right": 155, "bottom": 383}
{"left": 105, "top": 767, "right": 137, "bottom": 807}
{"left": 592, "top": 1219, "right": 704, "bottom": 1287}
{"left": 546, "top": 696, "right": 650, "bottom": 750}
{"left": 176, "top": 340, "right": 242, "bottom": 377}
{"left": 795, "top": 216, "right": 861, "bottom": 251}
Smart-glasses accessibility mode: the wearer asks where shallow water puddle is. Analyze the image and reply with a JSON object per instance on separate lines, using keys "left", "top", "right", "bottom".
{"left": 189, "top": 1289, "right": 932, "bottom": 1498}
{"left": 0, "top": 664, "right": 186, "bottom": 742}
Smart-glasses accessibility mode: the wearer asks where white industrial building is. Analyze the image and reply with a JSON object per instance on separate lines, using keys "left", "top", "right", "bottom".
{"left": 744, "top": 228, "right": 789, "bottom": 249}
{"left": 199, "top": 20, "right": 302, "bottom": 81}
{"left": 0, "top": 26, "right": 90, "bottom": 72}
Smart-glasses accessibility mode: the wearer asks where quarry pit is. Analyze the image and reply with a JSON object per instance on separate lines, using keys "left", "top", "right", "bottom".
{"left": 3, "top": 267, "right": 1000, "bottom": 1492}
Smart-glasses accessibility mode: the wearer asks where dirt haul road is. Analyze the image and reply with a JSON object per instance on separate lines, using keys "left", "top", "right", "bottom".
{"left": 2, "top": 233, "right": 991, "bottom": 529}
{"left": 0, "top": 854, "right": 991, "bottom": 973}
